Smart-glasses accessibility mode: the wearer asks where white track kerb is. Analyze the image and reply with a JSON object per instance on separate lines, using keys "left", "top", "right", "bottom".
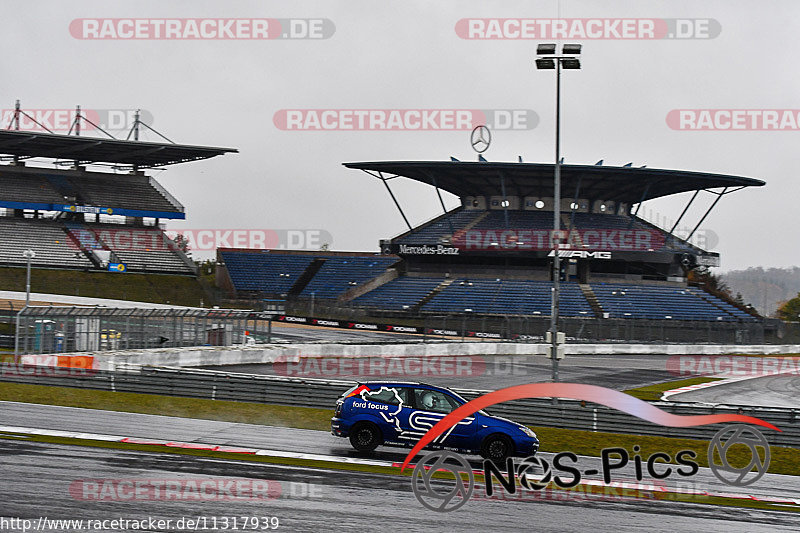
{"left": 1, "top": 425, "right": 796, "bottom": 506}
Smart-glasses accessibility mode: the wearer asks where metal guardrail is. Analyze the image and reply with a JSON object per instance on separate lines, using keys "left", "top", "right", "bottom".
{"left": 1, "top": 364, "right": 797, "bottom": 446}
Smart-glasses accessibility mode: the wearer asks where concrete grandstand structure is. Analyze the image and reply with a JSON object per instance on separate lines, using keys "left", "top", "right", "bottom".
{"left": 217, "top": 159, "right": 765, "bottom": 342}
{"left": 0, "top": 115, "right": 236, "bottom": 276}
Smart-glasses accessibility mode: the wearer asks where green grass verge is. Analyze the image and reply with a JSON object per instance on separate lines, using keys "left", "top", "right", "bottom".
{"left": 1, "top": 381, "right": 797, "bottom": 476}
{"left": 0, "top": 266, "right": 207, "bottom": 307}
{"left": 0, "top": 382, "right": 331, "bottom": 431}
{"left": 623, "top": 376, "right": 724, "bottom": 401}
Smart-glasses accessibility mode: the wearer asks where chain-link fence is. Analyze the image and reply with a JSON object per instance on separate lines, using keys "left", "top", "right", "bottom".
{"left": 10, "top": 306, "right": 279, "bottom": 356}
{"left": 284, "top": 298, "right": 775, "bottom": 344}
{"left": 2, "top": 300, "right": 796, "bottom": 353}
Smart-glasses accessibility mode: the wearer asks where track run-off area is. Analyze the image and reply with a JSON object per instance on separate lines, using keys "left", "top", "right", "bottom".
{"left": 0, "top": 402, "right": 798, "bottom": 532}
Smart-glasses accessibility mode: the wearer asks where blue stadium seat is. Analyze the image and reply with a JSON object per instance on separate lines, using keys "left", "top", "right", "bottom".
{"left": 300, "top": 256, "right": 399, "bottom": 298}
{"left": 590, "top": 282, "right": 755, "bottom": 321}
{"left": 352, "top": 277, "right": 444, "bottom": 310}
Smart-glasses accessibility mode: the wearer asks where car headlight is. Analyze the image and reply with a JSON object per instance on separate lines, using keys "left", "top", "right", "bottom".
{"left": 519, "top": 426, "right": 537, "bottom": 439}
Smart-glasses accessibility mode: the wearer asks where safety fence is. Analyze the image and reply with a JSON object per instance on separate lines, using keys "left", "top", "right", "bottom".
{"left": 273, "top": 312, "right": 770, "bottom": 344}
{"left": 7, "top": 306, "right": 279, "bottom": 355}
{"left": 1, "top": 365, "right": 796, "bottom": 446}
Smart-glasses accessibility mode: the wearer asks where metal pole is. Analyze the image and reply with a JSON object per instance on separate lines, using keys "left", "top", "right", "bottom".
{"left": 13, "top": 307, "right": 25, "bottom": 363}
{"left": 550, "top": 60, "right": 561, "bottom": 383}
{"left": 25, "top": 254, "right": 31, "bottom": 307}
{"left": 13, "top": 99, "right": 20, "bottom": 164}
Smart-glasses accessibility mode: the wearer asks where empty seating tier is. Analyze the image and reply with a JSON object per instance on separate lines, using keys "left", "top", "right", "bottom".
{"left": 352, "top": 277, "right": 444, "bottom": 310}
{"left": 66, "top": 174, "right": 181, "bottom": 213}
{"left": 394, "top": 210, "right": 482, "bottom": 245}
{"left": 300, "top": 256, "right": 399, "bottom": 298}
{"left": 0, "top": 217, "right": 93, "bottom": 268}
{"left": 0, "top": 173, "right": 65, "bottom": 204}
{"left": 221, "top": 251, "right": 320, "bottom": 294}
{"left": 0, "top": 172, "right": 181, "bottom": 214}
{"left": 86, "top": 223, "right": 194, "bottom": 274}
{"left": 590, "top": 283, "right": 755, "bottom": 321}
{"left": 423, "top": 278, "right": 593, "bottom": 317}
{"left": 221, "top": 251, "right": 397, "bottom": 297}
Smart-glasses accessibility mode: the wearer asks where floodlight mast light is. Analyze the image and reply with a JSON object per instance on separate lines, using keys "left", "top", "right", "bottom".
{"left": 535, "top": 43, "right": 582, "bottom": 383}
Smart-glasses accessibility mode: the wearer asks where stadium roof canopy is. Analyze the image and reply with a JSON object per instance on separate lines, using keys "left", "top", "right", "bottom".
{"left": 344, "top": 161, "right": 765, "bottom": 203}
{"left": 0, "top": 130, "right": 237, "bottom": 168}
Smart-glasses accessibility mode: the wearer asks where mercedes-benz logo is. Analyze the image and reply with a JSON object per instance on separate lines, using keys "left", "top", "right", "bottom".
{"left": 410, "top": 450, "right": 474, "bottom": 512}
{"left": 707, "top": 424, "right": 770, "bottom": 486}
{"left": 470, "top": 125, "right": 492, "bottom": 153}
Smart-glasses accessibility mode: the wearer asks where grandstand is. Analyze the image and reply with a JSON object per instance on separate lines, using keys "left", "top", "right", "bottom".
{"left": 218, "top": 159, "right": 763, "bottom": 335}
{"left": 216, "top": 249, "right": 399, "bottom": 299}
{"left": 0, "top": 123, "right": 235, "bottom": 277}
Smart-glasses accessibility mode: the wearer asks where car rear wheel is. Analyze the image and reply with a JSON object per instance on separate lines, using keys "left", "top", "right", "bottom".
{"left": 349, "top": 423, "right": 381, "bottom": 452}
{"left": 481, "top": 434, "right": 513, "bottom": 464}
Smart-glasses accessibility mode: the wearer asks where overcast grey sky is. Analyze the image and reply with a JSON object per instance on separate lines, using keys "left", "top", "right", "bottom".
{"left": 3, "top": 0, "right": 798, "bottom": 271}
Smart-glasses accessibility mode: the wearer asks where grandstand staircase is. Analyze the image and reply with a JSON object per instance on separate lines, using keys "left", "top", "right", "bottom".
{"left": 158, "top": 231, "right": 198, "bottom": 275}
{"left": 449, "top": 211, "right": 489, "bottom": 242}
{"left": 45, "top": 175, "right": 85, "bottom": 204}
{"left": 288, "top": 258, "right": 327, "bottom": 296}
{"left": 578, "top": 284, "right": 605, "bottom": 318}
{"left": 409, "top": 278, "right": 454, "bottom": 313}
{"left": 63, "top": 221, "right": 120, "bottom": 269}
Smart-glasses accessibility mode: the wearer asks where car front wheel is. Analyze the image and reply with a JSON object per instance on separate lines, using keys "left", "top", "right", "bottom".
{"left": 349, "top": 423, "right": 381, "bottom": 452}
{"left": 481, "top": 434, "right": 513, "bottom": 464}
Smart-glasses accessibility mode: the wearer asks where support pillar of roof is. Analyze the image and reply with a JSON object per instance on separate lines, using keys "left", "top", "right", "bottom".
{"left": 377, "top": 172, "right": 413, "bottom": 231}
{"left": 667, "top": 189, "right": 700, "bottom": 241}
{"left": 687, "top": 187, "right": 728, "bottom": 242}
{"left": 629, "top": 181, "right": 652, "bottom": 228}
{"left": 424, "top": 169, "right": 453, "bottom": 235}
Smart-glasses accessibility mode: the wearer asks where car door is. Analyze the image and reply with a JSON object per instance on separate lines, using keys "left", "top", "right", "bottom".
{"left": 409, "top": 387, "right": 476, "bottom": 450}
{"left": 359, "top": 385, "right": 415, "bottom": 446}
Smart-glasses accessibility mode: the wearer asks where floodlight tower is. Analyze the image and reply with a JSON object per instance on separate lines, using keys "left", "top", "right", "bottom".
{"left": 535, "top": 43, "right": 582, "bottom": 382}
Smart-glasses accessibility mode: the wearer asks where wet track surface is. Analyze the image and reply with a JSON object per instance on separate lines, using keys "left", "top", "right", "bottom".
{"left": 670, "top": 374, "right": 800, "bottom": 408}
{"left": 1, "top": 438, "right": 798, "bottom": 533}
{"left": 1, "top": 401, "right": 799, "bottom": 533}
